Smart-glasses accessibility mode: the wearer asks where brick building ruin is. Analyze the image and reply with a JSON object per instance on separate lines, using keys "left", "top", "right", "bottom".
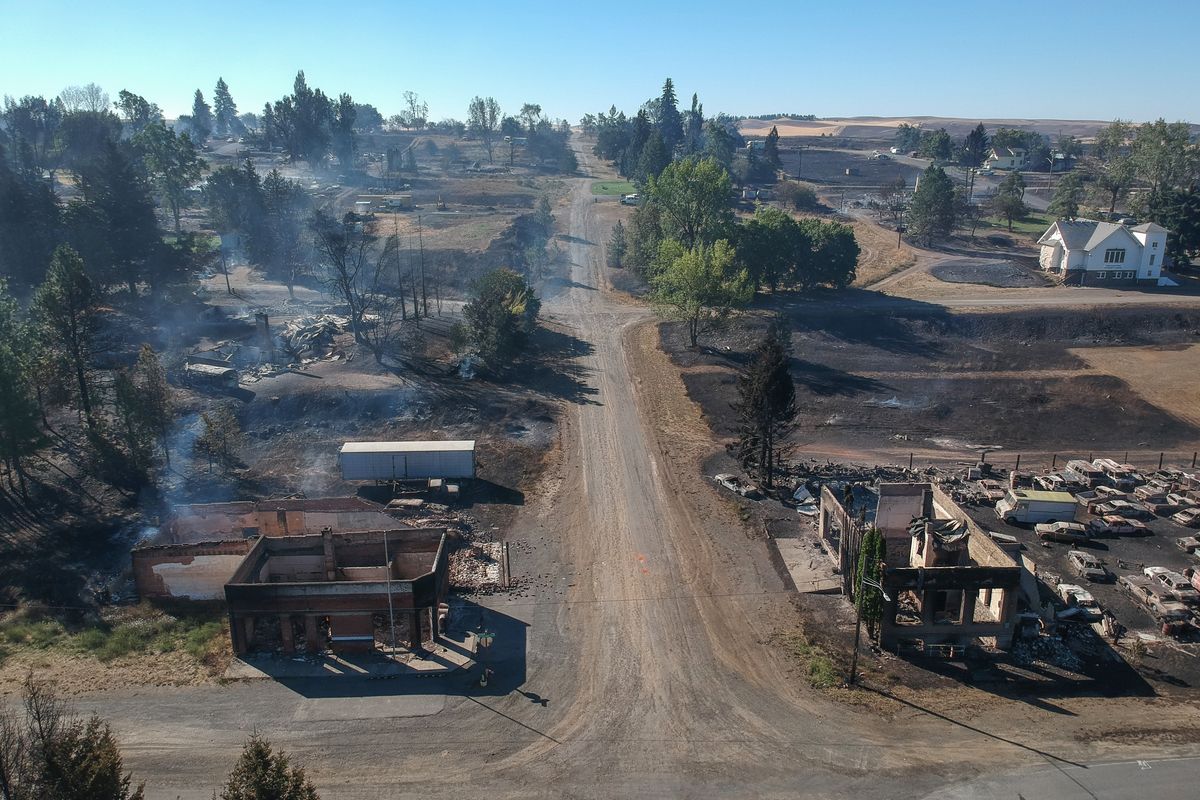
{"left": 818, "top": 482, "right": 1024, "bottom": 654}
{"left": 131, "top": 498, "right": 450, "bottom": 657}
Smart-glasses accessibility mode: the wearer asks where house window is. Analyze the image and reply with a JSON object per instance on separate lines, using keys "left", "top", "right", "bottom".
{"left": 1097, "top": 271, "right": 1107, "bottom": 279}
{"left": 1104, "top": 249, "right": 1126, "bottom": 264}
{"left": 1150, "top": 254, "right": 1156, "bottom": 265}
{"left": 1153, "top": 241, "right": 1159, "bottom": 248}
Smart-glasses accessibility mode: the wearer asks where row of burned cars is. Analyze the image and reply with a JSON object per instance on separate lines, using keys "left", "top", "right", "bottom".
{"left": 973, "top": 462, "right": 1200, "bottom": 637}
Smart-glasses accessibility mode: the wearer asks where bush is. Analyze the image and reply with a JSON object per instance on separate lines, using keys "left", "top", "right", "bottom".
{"left": 777, "top": 181, "right": 819, "bottom": 210}
{"left": 807, "top": 655, "right": 840, "bottom": 689}
{"left": 184, "top": 621, "right": 224, "bottom": 661}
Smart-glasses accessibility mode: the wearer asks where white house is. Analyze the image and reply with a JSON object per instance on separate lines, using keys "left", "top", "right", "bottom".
{"left": 985, "top": 146, "right": 1027, "bottom": 170}
{"left": 1037, "top": 219, "right": 1169, "bottom": 286}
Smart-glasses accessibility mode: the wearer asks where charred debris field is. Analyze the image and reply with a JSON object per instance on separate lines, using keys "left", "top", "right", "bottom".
{"left": 664, "top": 304, "right": 1200, "bottom": 457}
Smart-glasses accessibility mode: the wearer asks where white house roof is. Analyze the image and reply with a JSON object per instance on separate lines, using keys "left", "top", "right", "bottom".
{"left": 340, "top": 440, "right": 476, "bottom": 454}
{"left": 1039, "top": 219, "right": 1165, "bottom": 251}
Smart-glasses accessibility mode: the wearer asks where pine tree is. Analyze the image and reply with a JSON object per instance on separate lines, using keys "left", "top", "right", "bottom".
{"left": 734, "top": 324, "right": 796, "bottom": 489}
{"left": 960, "top": 122, "right": 989, "bottom": 168}
{"left": 195, "top": 405, "right": 243, "bottom": 473}
{"left": 0, "top": 280, "right": 42, "bottom": 490}
{"left": 993, "top": 171, "right": 1027, "bottom": 231}
{"left": 213, "top": 77, "right": 238, "bottom": 137}
{"left": 607, "top": 221, "right": 627, "bottom": 268}
{"left": 906, "top": 165, "right": 957, "bottom": 245}
{"left": 763, "top": 125, "right": 781, "bottom": 170}
{"left": 656, "top": 78, "right": 684, "bottom": 153}
{"left": 220, "top": 734, "right": 319, "bottom": 800}
{"left": 34, "top": 246, "right": 100, "bottom": 431}
{"left": 190, "top": 89, "right": 212, "bottom": 142}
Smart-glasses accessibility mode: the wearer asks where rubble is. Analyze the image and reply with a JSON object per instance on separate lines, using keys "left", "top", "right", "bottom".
{"left": 1011, "top": 636, "right": 1085, "bottom": 673}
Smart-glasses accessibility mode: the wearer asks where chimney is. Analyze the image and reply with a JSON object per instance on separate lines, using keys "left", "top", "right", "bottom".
{"left": 322, "top": 528, "right": 336, "bottom": 581}
{"left": 255, "top": 312, "right": 275, "bottom": 362}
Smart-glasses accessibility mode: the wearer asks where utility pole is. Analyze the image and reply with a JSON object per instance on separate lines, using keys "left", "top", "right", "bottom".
{"left": 393, "top": 215, "right": 406, "bottom": 320}
{"left": 383, "top": 532, "right": 397, "bottom": 654}
{"left": 848, "top": 575, "right": 890, "bottom": 686}
{"left": 418, "top": 214, "right": 428, "bottom": 317}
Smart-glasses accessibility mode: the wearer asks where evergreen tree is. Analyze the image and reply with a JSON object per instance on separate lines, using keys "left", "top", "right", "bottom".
{"left": 196, "top": 404, "right": 243, "bottom": 473}
{"left": 683, "top": 93, "right": 704, "bottom": 155}
{"left": 1148, "top": 184, "right": 1200, "bottom": 265}
{"left": 220, "top": 734, "right": 318, "bottom": 800}
{"left": 0, "top": 280, "right": 42, "bottom": 490}
{"left": 606, "top": 220, "right": 627, "bottom": 268}
{"left": 636, "top": 132, "right": 669, "bottom": 183}
{"left": 656, "top": 78, "right": 684, "bottom": 153}
{"left": 213, "top": 77, "right": 239, "bottom": 137}
{"left": 906, "top": 165, "right": 957, "bottom": 245}
{"left": 190, "top": 89, "right": 212, "bottom": 142}
{"left": 34, "top": 246, "right": 100, "bottom": 431}
{"left": 461, "top": 268, "right": 541, "bottom": 372}
{"left": 855, "top": 527, "right": 887, "bottom": 640}
{"left": 763, "top": 125, "right": 781, "bottom": 170}
{"left": 332, "top": 93, "right": 356, "bottom": 169}
{"left": 960, "top": 122, "right": 989, "bottom": 168}
{"left": 734, "top": 324, "right": 796, "bottom": 489}
{"left": 0, "top": 141, "right": 60, "bottom": 289}
{"left": 113, "top": 344, "right": 174, "bottom": 468}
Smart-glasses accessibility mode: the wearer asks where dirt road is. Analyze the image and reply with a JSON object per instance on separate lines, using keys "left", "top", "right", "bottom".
{"left": 71, "top": 147, "right": 1200, "bottom": 799}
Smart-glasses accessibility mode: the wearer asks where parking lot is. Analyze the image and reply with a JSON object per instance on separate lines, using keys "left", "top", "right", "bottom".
{"left": 962, "top": 486, "right": 1200, "bottom": 638}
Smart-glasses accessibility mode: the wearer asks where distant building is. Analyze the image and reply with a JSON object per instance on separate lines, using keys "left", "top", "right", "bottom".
{"left": 1037, "top": 219, "right": 1169, "bottom": 286}
{"left": 984, "top": 146, "right": 1027, "bottom": 170}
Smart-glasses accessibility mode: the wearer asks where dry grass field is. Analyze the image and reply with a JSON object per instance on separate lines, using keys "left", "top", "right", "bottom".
{"left": 1071, "top": 343, "right": 1200, "bottom": 429}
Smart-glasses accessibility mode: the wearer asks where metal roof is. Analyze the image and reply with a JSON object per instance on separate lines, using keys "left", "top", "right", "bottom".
{"left": 1011, "top": 489, "right": 1076, "bottom": 503}
{"left": 340, "top": 440, "right": 476, "bottom": 454}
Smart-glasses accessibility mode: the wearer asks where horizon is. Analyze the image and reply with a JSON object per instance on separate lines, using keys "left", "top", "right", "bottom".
{"left": 1, "top": 0, "right": 1196, "bottom": 125}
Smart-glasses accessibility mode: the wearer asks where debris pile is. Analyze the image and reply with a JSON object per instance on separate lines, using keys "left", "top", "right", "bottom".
{"left": 449, "top": 543, "right": 503, "bottom": 591}
{"left": 1011, "top": 636, "right": 1084, "bottom": 673}
{"left": 280, "top": 314, "right": 350, "bottom": 359}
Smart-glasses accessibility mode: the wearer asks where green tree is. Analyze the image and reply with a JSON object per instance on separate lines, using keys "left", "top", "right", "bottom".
{"left": 1048, "top": 173, "right": 1084, "bottom": 220}
{"left": 253, "top": 170, "right": 311, "bottom": 298}
{"left": 992, "top": 171, "right": 1027, "bottom": 231}
{"left": 855, "top": 527, "right": 887, "bottom": 640}
{"left": 220, "top": 734, "right": 318, "bottom": 800}
{"left": 2, "top": 678, "right": 144, "bottom": 800}
{"left": 683, "top": 93, "right": 704, "bottom": 155}
{"left": 647, "top": 157, "right": 734, "bottom": 248}
{"left": 213, "top": 77, "right": 239, "bottom": 137}
{"left": 737, "top": 206, "right": 799, "bottom": 290}
{"left": 919, "top": 128, "right": 953, "bottom": 161}
{"left": 734, "top": 324, "right": 796, "bottom": 489}
{"left": 702, "top": 119, "right": 737, "bottom": 168}
{"left": 195, "top": 405, "right": 243, "bottom": 472}
{"left": 0, "top": 280, "right": 42, "bottom": 490}
{"left": 0, "top": 141, "right": 60, "bottom": 288}
{"left": 907, "top": 165, "right": 957, "bottom": 245}
{"left": 518, "top": 103, "right": 542, "bottom": 133}
{"left": 190, "top": 89, "right": 212, "bottom": 142}
{"left": 650, "top": 239, "right": 750, "bottom": 347}
{"left": 893, "top": 123, "right": 922, "bottom": 152}
{"left": 1148, "top": 184, "right": 1200, "bottom": 265}
{"left": 112, "top": 345, "right": 174, "bottom": 468}
{"left": 2, "top": 94, "right": 64, "bottom": 177}
{"left": 461, "top": 268, "right": 541, "bottom": 371}
{"left": 1131, "top": 118, "right": 1198, "bottom": 197}
{"left": 133, "top": 121, "right": 206, "bottom": 232}
{"left": 34, "top": 246, "right": 100, "bottom": 431}
{"left": 803, "top": 218, "right": 860, "bottom": 289}
{"left": 64, "top": 138, "right": 163, "bottom": 295}
{"left": 1090, "top": 120, "right": 1136, "bottom": 215}
{"left": 656, "top": 78, "right": 684, "bottom": 153}
{"left": 606, "top": 220, "right": 628, "bottom": 268}
{"left": 636, "top": 132, "right": 669, "bottom": 183}
{"left": 960, "top": 122, "right": 989, "bottom": 168}
{"left": 467, "top": 96, "right": 501, "bottom": 164}
{"left": 113, "top": 90, "right": 161, "bottom": 135}
{"left": 332, "top": 93, "right": 356, "bottom": 169}
{"left": 763, "top": 125, "right": 782, "bottom": 170}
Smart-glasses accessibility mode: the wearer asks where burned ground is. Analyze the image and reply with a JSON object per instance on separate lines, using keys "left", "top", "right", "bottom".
{"left": 663, "top": 304, "right": 1200, "bottom": 457}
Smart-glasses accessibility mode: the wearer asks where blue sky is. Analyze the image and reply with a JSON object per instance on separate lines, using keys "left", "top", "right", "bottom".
{"left": 1, "top": 0, "right": 1195, "bottom": 123}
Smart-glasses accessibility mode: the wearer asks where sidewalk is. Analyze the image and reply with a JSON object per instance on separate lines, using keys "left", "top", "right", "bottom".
{"left": 224, "top": 629, "right": 478, "bottom": 680}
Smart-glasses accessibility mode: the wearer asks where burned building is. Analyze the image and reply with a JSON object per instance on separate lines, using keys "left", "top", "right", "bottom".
{"left": 225, "top": 528, "right": 448, "bottom": 656}
{"left": 132, "top": 497, "right": 451, "bottom": 657}
{"left": 819, "top": 482, "right": 1023, "bottom": 653}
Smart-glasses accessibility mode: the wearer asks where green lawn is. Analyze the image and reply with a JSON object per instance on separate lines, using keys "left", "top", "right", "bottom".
{"left": 590, "top": 180, "right": 637, "bottom": 196}
{"left": 978, "top": 212, "right": 1053, "bottom": 237}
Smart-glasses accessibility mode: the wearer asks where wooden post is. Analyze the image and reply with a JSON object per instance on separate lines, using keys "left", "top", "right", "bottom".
{"left": 1015, "top": 454, "right": 1021, "bottom": 472}
{"left": 908, "top": 452, "right": 914, "bottom": 470}
{"left": 1159, "top": 452, "right": 1165, "bottom": 470}
{"left": 1192, "top": 451, "right": 1197, "bottom": 468}
{"left": 1051, "top": 454, "right": 1057, "bottom": 470}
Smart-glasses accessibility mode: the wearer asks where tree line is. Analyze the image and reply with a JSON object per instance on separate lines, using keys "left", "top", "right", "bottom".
{"left": 0, "top": 677, "right": 322, "bottom": 799}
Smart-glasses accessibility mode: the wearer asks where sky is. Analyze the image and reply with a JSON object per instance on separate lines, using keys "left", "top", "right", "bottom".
{"left": 1, "top": 0, "right": 1196, "bottom": 124}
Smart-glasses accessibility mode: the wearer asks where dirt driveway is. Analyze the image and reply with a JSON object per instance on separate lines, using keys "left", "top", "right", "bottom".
{"left": 66, "top": 144, "right": 1200, "bottom": 800}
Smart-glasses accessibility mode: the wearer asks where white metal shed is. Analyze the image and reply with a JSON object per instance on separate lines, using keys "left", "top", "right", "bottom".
{"left": 339, "top": 440, "right": 476, "bottom": 481}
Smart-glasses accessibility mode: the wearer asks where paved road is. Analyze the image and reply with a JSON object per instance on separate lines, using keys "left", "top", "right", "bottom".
{"left": 923, "top": 755, "right": 1200, "bottom": 799}
{"left": 71, "top": 145, "right": 1200, "bottom": 799}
